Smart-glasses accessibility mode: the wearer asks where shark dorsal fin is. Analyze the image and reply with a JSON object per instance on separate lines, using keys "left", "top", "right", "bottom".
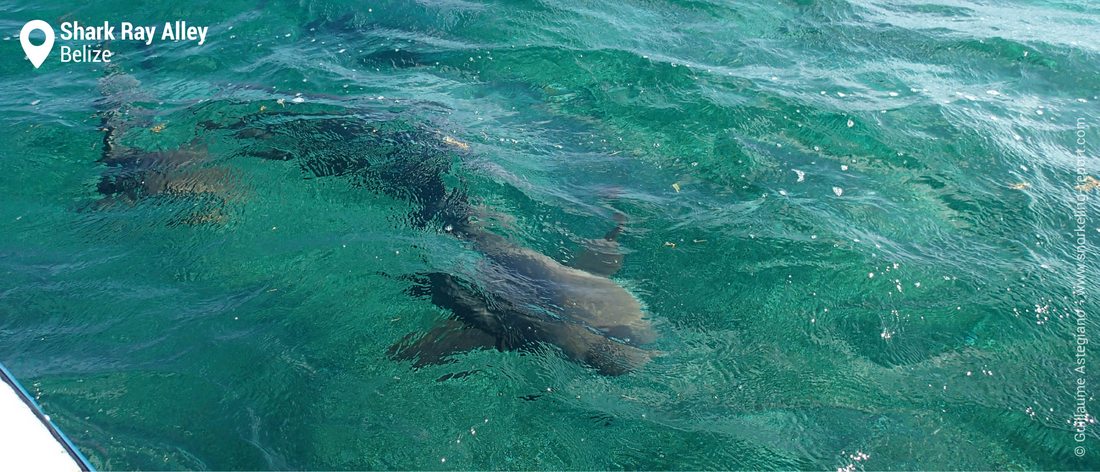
{"left": 569, "top": 215, "right": 626, "bottom": 277}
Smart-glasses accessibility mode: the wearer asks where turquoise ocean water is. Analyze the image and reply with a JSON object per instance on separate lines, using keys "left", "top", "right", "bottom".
{"left": 1, "top": 0, "right": 1099, "bottom": 469}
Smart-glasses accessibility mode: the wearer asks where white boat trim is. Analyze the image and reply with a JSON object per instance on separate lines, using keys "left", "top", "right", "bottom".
{"left": 0, "top": 363, "right": 93, "bottom": 471}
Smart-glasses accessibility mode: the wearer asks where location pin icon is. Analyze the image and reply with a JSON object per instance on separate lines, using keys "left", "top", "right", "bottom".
{"left": 20, "top": 20, "right": 55, "bottom": 69}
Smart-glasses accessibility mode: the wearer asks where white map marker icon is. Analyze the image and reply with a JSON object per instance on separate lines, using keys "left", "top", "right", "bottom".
{"left": 20, "top": 20, "right": 55, "bottom": 69}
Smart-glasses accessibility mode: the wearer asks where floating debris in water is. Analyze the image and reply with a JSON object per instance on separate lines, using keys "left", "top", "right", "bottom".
{"left": 150, "top": 123, "right": 165, "bottom": 133}
{"left": 1009, "top": 182, "right": 1031, "bottom": 190}
{"left": 443, "top": 136, "right": 470, "bottom": 150}
{"left": 1076, "top": 176, "right": 1100, "bottom": 192}
{"left": 794, "top": 169, "right": 806, "bottom": 182}
{"left": 663, "top": 242, "right": 677, "bottom": 248}
{"left": 832, "top": 186, "right": 844, "bottom": 197}
{"left": 846, "top": 119, "right": 855, "bottom": 128}
{"left": 671, "top": 182, "right": 681, "bottom": 193}
{"left": 840, "top": 165, "right": 849, "bottom": 171}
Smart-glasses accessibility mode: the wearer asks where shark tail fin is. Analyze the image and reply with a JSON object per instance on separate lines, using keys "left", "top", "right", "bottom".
{"left": 387, "top": 319, "right": 499, "bottom": 368}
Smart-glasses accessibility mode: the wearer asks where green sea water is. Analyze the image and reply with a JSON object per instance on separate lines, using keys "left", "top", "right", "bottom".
{"left": 1, "top": 0, "right": 1099, "bottom": 469}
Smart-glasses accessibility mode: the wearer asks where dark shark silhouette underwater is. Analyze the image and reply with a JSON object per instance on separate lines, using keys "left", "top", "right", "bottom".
{"left": 390, "top": 211, "right": 656, "bottom": 376}
{"left": 92, "top": 75, "right": 659, "bottom": 375}
{"left": 232, "top": 114, "right": 660, "bottom": 376}
{"left": 92, "top": 69, "right": 236, "bottom": 224}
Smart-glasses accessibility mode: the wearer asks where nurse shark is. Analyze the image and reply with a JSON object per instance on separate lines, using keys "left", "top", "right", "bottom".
{"left": 91, "top": 67, "right": 234, "bottom": 223}
{"left": 228, "top": 114, "right": 659, "bottom": 375}
{"left": 389, "top": 208, "right": 656, "bottom": 376}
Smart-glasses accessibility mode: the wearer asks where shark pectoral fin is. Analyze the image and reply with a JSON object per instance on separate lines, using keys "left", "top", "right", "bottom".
{"left": 77, "top": 194, "right": 131, "bottom": 215}
{"left": 570, "top": 239, "right": 624, "bottom": 277}
{"left": 569, "top": 213, "right": 627, "bottom": 276}
{"left": 240, "top": 146, "right": 294, "bottom": 161}
{"left": 584, "top": 339, "right": 652, "bottom": 376}
{"left": 600, "top": 323, "right": 658, "bottom": 346}
{"left": 388, "top": 319, "right": 499, "bottom": 368}
{"left": 159, "top": 167, "right": 222, "bottom": 195}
